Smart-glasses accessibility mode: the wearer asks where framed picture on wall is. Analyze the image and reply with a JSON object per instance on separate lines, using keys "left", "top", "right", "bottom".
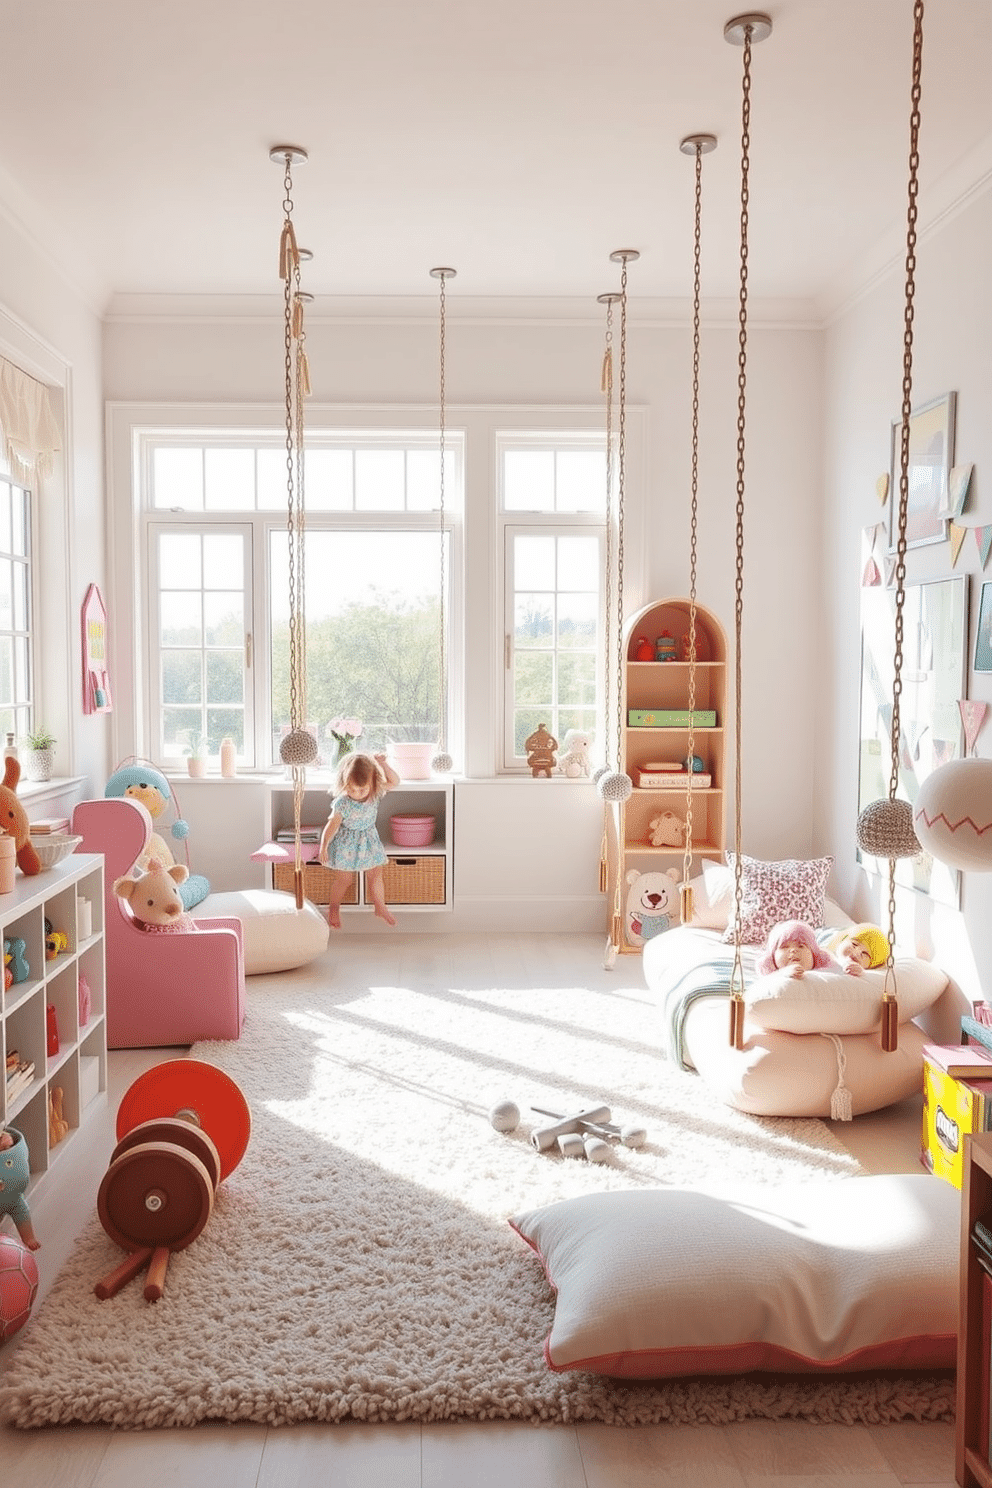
{"left": 888, "top": 391, "right": 956, "bottom": 551}
{"left": 975, "top": 581, "right": 992, "bottom": 673}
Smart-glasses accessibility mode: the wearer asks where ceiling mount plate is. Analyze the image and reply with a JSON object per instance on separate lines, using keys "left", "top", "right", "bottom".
{"left": 680, "top": 133, "right": 718, "bottom": 156}
{"left": 297, "top": 246, "right": 313, "bottom": 262}
{"left": 724, "top": 12, "right": 772, "bottom": 45}
{"left": 430, "top": 266, "right": 457, "bottom": 280}
{"left": 268, "top": 144, "right": 309, "bottom": 165}
{"left": 609, "top": 248, "right": 641, "bottom": 265}
{"left": 597, "top": 292, "right": 622, "bottom": 305}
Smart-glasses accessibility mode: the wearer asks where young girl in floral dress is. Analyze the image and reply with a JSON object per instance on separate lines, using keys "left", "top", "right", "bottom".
{"left": 319, "top": 751, "right": 400, "bottom": 929}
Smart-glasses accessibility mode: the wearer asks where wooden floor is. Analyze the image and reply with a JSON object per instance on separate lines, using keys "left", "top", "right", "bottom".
{"left": 0, "top": 932, "right": 956, "bottom": 1488}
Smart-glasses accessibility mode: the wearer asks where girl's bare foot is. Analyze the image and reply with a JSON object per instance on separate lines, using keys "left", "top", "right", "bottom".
{"left": 18, "top": 1223, "right": 40, "bottom": 1251}
{"left": 373, "top": 902, "right": 396, "bottom": 927}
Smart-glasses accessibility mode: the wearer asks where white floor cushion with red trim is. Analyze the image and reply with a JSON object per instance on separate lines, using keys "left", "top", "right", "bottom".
{"left": 510, "top": 1173, "right": 958, "bottom": 1378}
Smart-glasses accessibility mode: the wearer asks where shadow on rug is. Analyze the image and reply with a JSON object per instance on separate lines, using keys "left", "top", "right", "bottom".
{"left": 0, "top": 967, "right": 955, "bottom": 1428}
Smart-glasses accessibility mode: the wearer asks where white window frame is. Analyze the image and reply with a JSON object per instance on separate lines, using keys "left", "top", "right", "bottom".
{"left": 497, "top": 431, "right": 609, "bottom": 773}
{"left": 0, "top": 462, "right": 35, "bottom": 745}
{"left": 128, "top": 415, "right": 465, "bottom": 773}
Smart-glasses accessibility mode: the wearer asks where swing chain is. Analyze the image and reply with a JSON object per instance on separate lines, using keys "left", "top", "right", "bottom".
{"left": 438, "top": 270, "right": 448, "bottom": 754}
{"left": 603, "top": 297, "right": 615, "bottom": 768}
{"left": 681, "top": 139, "right": 705, "bottom": 903}
{"left": 615, "top": 257, "right": 628, "bottom": 772}
{"left": 883, "top": 0, "right": 924, "bottom": 988}
{"left": 729, "top": 19, "right": 755, "bottom": 1046}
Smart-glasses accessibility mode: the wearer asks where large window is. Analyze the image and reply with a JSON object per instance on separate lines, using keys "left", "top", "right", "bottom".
{"left": 499, "top": 435, "right": 606, "bottom": 769}
{"left": 143, "top": 431, "right": 459, "bottom": 770}
{"left": 0, "top": 467, "right": 33, "bottom": 744}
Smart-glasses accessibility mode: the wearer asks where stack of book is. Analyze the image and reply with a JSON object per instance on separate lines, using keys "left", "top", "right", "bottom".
{"left": 29, "top": 817, "right": 69, "bottom": 836}
{"left": 5, "top": 1049, "right": 35, "bottom": 1104}
{"left": 921, "top": 1042, "right": 992, "bottom": 1187}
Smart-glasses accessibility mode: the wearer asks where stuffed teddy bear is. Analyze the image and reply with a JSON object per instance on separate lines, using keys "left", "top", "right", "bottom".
{"left": 625, "top": 867, "right": 681, "bottom": 947}
{"left": 0, "top": 758, "right": 39, "bottom": 877}
{"left": 557, "top": 729, "right": 593, "bottom": 778}
{"left": 113, "top": 859, "right": 199, "bottom": 934}
{"left": 105, "top": 763, "right": 210, "bottom": 910}
{"left": 648, "top": 810, "right": 685, "bottom": 847}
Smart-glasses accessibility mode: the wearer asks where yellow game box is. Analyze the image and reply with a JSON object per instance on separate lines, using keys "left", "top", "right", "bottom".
{"left": 920, "top": 1059, "right": 992, "bottom": 1188}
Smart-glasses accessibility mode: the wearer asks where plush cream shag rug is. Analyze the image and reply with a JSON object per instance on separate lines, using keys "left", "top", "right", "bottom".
{"left": 0, "top": 959, "right": 954, "bottom": 1429}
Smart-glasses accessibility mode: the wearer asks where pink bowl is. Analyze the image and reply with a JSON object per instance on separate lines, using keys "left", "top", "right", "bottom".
{"left": 390, "top": 814, "right": 436, "bottom": 848}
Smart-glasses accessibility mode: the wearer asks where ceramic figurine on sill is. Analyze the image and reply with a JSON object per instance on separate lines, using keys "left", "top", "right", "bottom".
{"left": 0, "top": 1129, "right": 39, "bottom": 1250}
{"left": 524, "top": 724, "right": 557, "bottom": 779}
{"left": 319, "top": 751, "right": 400, "bottom": 930}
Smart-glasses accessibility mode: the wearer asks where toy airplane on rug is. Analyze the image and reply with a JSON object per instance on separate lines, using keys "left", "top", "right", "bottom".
{"left": 488, "top": 1100, "right": 647, "bottom": 1162}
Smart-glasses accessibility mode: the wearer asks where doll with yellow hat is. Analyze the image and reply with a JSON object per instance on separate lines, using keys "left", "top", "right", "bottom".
{"left": 828, "top": 922, "right": 889, "bottom": 977}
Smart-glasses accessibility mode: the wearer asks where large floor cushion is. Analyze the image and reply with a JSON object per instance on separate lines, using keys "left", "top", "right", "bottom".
{"left": 510, "top": 1173, "right": 958, "bottom": 1378}
{"left": 194, "top": 889, "right": 328, "bottom": 974}
{"left": 683, "top": 997, "right": 929, "bottom": 1118}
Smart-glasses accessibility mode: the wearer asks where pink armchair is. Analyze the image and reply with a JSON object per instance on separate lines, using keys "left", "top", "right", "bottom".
{"left": 73, "top": 796, "right": 245, "bottom": 1049}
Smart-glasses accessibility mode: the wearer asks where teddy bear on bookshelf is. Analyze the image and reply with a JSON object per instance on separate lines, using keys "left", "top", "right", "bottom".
{"left": 625, "top": 867, "right": 681, "bottom": 947}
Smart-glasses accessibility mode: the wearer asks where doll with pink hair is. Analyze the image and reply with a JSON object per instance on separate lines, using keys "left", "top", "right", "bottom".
{"left": 756, "top": 919, "right": 839, "bottom": 979}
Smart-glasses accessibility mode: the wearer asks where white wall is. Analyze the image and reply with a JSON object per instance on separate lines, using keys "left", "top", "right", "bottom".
{"left": 821, "top": 182, "right": 992, "bottom": 1027}
{"left": 0, "top": 208, "right": 109, "bottom": 796}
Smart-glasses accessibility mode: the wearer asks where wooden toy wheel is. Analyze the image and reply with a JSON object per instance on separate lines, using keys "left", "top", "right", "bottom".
{"left": 111, "top": 1118, "right": 222, "bottom": 1191}
{"left": 116, "top": 1058, "right": 251, "bottom": 1182}
{"left": 97, "top": 1142, "right": 214, "bottom": 1254}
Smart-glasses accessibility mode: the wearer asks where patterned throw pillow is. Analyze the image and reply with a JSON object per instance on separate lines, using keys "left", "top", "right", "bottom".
{"left": 721, "top": 853, "right": 833, "bottom": 945}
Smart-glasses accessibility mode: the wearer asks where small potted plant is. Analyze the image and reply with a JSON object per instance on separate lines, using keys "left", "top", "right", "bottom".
{"left": 22, "top": 725, "right": 56, "bottom": 783}
{"left": 182, "top": 731, "right": 209, "bottom": 778}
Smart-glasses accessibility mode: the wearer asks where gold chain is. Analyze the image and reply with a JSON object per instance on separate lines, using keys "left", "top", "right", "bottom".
{"left": 437, "top": 271, "right": 448, "bottom": 755}
{"left": 886, "top": 0, "right": 924, "bottom": 973}
{"left": 615, "top": 258, "right": 628, "bottom": 768}
{"left": 603, "top": 298, "right": 615, "bottom": 767}
{"left": 729, "top": 22, "right": 755, "bottom": 1032}
{"left": 682, "top": 141, "right": 704, "bottom": 896}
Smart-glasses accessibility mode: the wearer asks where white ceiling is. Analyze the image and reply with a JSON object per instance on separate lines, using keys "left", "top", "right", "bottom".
{"left": 1, "top": 0, "right": 991, "bottom": 318}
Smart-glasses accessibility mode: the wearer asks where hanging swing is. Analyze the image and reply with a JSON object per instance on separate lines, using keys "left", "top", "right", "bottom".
{"left": 676, "top": 131, "right": 717, "bottom": 929}
{"left": 270, "top": 143, "right": 315, "bottom": 910}
{"left": 597, "top": 250, "right": 639, "bottom": 969}
{"left": 855, "top": 0, "right": 928, "bottom": 1052}
{"left": 724, "top": 12, "right": 772, "bottom": 1048}
{"left": 430, "top": 266, "right": 456, "bottom": 776}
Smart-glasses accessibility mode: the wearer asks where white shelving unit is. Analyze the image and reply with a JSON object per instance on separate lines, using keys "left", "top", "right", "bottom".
{"left": 1, "top": 851, "right": 107, "bottom": 1193}
{"left": 265, "top": 777, "right": 454, "bottom": 913}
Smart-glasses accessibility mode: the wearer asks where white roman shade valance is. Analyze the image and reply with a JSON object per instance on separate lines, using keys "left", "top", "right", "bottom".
{"left": 0, "top": 357, "right": 61, "bottom": 481}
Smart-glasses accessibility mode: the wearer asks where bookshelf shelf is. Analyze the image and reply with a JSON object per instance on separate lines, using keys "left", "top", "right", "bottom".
{"left": 958, "top": 1132, "right": 992, "bottom": 1486}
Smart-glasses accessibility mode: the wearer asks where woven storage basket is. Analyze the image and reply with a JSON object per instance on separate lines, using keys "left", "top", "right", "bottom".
{"left": 373, "top": 855, "right": 446, "bottom": 905}
{"left": 273, "top": 862, "right": 358, "bottom": 905}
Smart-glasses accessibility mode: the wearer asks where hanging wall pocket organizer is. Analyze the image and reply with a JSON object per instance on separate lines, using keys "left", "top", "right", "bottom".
{"left": 82, "top": 583, "right": 113, "bottom": 714}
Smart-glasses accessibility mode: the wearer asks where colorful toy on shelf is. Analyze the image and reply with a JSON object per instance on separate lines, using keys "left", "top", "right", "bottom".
{"left": 0, "top": 1232, "right": 39, "bottom": 1343}
{"left": 46, "top": 1003, "right": 59, "bottom": 1057}
{"left": 655, "top": 632, "right": 677, "bottom": 662}
{"left": 633, "top": 636, "right": 655, "bottom": 662}
{"left": 44, "top": 917, "right": 68, "bottom": 960}
{"left": 104, "top": 761, "right": 210, "bottom": 911}
{"left": 94, "top": 1059, "right": 251, "bottom": 1303}
{"left": 48, "top": 1087, "right": 69, "bottom": 1147}
{"left": 0, "top": 758, "right": 40, "bottom": 877}
{"left": 0, "top": 1128, "right": 39, "bottom": 1250}
{"left": 4, "top": 937, "right": 28, "bottom": 984}
{"left": 524, "top": 723, "right": 558, "bottom": 779}
{"left": 648, "top": 810, "right": 685, "bottom": 847}
{"left": 113, "top": 860, "right": 199, "bottom": 934}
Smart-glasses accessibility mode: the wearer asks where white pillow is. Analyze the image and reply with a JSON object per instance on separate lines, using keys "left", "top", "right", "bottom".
{"left": 510, "top": 1174, "right": 958, "bottom": 1377}
{"left": 745, "top": 958, "right": 948, "bottom": 1036}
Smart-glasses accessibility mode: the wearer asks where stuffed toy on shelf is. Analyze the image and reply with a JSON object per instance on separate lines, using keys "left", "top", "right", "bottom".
{"left": 104, "top": 762, "right": 210, "bottom": 911}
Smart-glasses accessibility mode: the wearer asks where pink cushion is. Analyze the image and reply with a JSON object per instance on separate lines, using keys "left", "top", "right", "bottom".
{"left": 510, "top": 1174, "right": 958, "bottom": 1377}
{"left": 722, "top": 853, "right": 833, "bottom": 946}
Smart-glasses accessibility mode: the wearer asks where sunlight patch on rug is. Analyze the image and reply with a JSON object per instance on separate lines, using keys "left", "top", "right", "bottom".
{"left": 0, "top": 969, "right": 953, "bottom": 1430}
